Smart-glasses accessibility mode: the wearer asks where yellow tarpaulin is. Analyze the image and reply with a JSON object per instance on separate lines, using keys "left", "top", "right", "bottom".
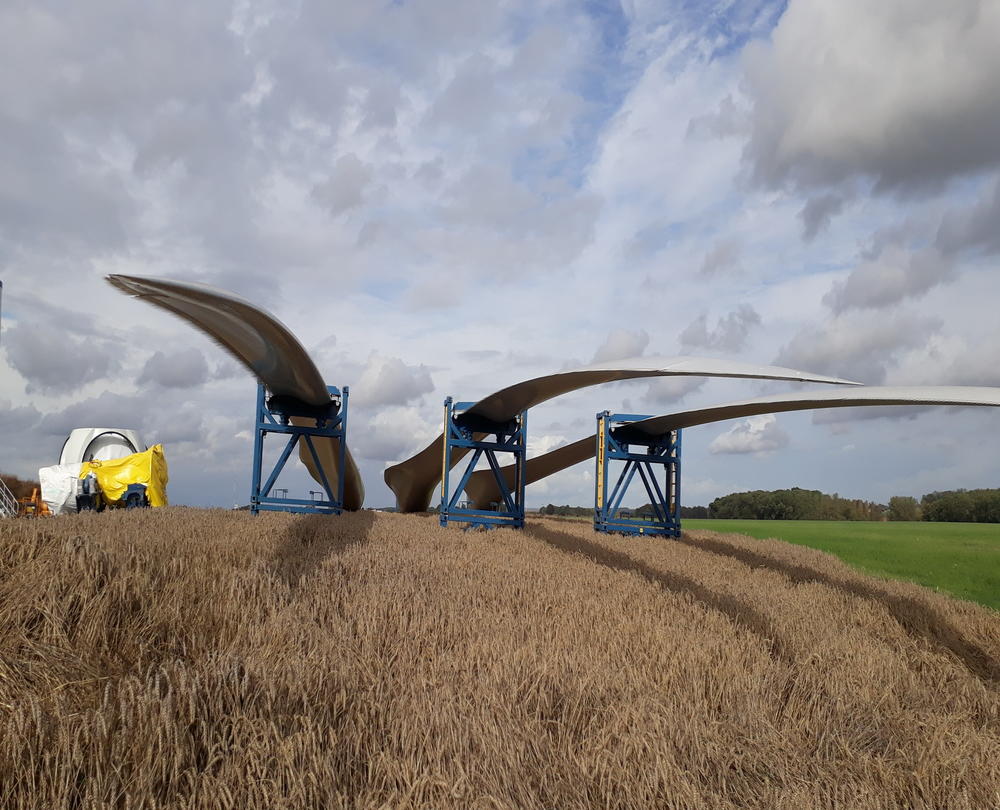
{"left": 79, "top": 444, "right": 169, "bottom": 507}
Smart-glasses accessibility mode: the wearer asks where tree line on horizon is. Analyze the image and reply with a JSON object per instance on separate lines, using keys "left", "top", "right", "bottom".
{"left": 0, "top": 473, "right": 39, "bottom": 500}
{"left": 705, "top": 487, "right": 1000, "bottom": 523}
{"left": 539, "top": 487, "right": 1000, "bottom": 523}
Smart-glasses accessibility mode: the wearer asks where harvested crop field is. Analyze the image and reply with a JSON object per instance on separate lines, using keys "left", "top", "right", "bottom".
{"left": 1, "top": 510, "right": 998, "bottom": 809}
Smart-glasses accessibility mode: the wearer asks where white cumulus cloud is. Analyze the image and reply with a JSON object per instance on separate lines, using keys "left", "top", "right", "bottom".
{"left": 591, "top": 329, "right": 649, "bottom": 363}
{"left": 709, "top": 414, "right": 790, "bottom": 455}
{"left": 351, "top": 353, "right": 434, "bottom": 409}
{"left": 744, "top": 0, "right": 1000, "bottom": 192}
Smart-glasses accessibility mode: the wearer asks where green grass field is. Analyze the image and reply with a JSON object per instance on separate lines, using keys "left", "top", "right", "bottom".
{"left": 685, "top": 520, "right": 1000, "bottom": 611}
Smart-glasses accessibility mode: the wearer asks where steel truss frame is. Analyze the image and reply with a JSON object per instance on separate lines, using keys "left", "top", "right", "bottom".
{"left": 250, "top": 382, "right": 348, "bottom": 515}
{"left": 440, "top": 397, "right": 527, "bottom": 529}
{"left": 594, "top": 411, "right": 681, "bottom": 537}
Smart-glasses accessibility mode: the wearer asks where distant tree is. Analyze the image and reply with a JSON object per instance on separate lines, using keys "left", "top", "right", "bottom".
{"left": 631, "top": 503, "right": 708, "bottom": 519}
{"left": 973, "top": 490, "right": 1000, "bottom": 523}
{"left": 0, "top": 473, "right": 38, "bottom": 500}
{"left": 922, "top": 490, "right": 974, "bottom": 522}
{"left": 921, "top": 489, "right": 1000, "bottom": 522}
{"left": 708, "top": 487, "right": 885, "bottom": 521}
{"left": 538, "top": 503, "right": 590, "bottom": 517}
{"left": 888, "top": 496, "right": 920, "bottom": 522}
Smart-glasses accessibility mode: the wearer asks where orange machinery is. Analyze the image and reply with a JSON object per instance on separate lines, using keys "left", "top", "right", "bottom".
{"left": 17, "top": 488, "right": 51, "bottom": 517}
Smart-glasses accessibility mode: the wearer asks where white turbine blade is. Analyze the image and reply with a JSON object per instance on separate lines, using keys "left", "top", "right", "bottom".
{"left": 107, "top": 274, "right": 365, "bottom": 509}
{"left": 386, "top": 357, "right": 860, "bottom": 512}
{"left": 463, "top": 385, "right": 1000, "bottom": 509}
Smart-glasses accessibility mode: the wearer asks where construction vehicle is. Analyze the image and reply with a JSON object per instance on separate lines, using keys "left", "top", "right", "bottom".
{"left": 17, "top": 488, "right": 51, "bottom": 517}
{"left": 0, "top": 476, "right": 50, "bottom": 518}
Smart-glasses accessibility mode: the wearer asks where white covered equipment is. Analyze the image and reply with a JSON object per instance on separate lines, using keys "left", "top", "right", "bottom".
{"left": 38, "top": 463, "right": 84, "bottom": 515}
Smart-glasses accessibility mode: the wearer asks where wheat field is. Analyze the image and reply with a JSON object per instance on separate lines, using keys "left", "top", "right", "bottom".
{"left": 1, "top": 509, "right": 998, "bottom": 809}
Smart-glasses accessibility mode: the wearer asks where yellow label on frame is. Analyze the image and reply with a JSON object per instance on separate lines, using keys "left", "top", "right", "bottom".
{"left": 596, "top": 417, "right": 606, "bottom": 509}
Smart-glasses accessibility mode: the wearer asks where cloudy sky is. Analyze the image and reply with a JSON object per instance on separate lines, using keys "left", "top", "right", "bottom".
{"left": 3, "top": 0, "right": 1000, "bottom": 509}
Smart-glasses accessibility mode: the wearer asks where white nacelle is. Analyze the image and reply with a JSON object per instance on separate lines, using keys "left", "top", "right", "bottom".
{"left": 59, "top": 428, "right": 145, "bottom": 466}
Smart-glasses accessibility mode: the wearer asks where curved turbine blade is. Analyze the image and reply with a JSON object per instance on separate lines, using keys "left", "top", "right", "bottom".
{"left": 107, "top": 274, "right": 365, "bottom": 509}
{"left": 386, "top": 356, "right": 860, "bottom": 512}
{"left": 464, "top": 385, "right": 1000, "bottom": 509}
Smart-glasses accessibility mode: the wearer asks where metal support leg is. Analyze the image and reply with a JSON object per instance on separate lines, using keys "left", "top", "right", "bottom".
{"left": 250, "top": 383, "right": 267, "bottom": 515}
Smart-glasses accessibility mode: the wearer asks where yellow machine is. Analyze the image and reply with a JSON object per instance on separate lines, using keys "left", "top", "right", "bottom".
{"left": 17, "top": 488, "right": 51, "bottom": 518}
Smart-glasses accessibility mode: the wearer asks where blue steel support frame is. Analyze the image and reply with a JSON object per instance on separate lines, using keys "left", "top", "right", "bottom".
{"left": 439, "top": 397, "right": 527, "bottom": 529}
{"left": 250, "top": 382, "right": 348, "bottom": 515}
{"left": 594, "top": 411, "right": 682, "bottom": 537}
